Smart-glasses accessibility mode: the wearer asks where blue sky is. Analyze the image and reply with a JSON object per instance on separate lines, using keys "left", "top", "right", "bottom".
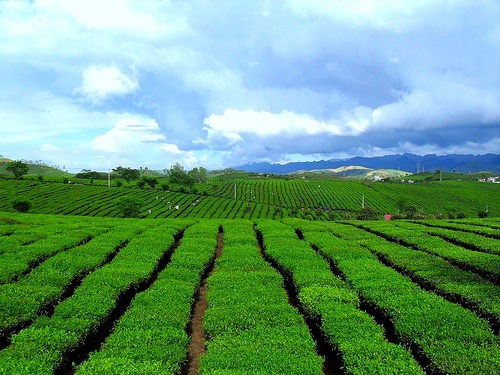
{"left": 1, "top": 0, "right": 499, "bottom": 172}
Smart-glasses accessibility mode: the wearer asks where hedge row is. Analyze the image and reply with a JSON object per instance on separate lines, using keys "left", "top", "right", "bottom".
{"left": 76, "top": 221, "right": 220, "bottom": 374}
{"left": 259, "top": 220, "right": 424, "bottom": 375}
{"left": 200, "top": 221, "right": 323, "bottom": 374}
{"left": 300, "top": 226, "right": 500, "bottom": 374}
{"left": 0, "top": 222, "right": 151, "bottom": 334}
{"left": 327, "top": 223, "right": 500, "bottom": 331}
{"left": 359, "top": 221, "right": 500, "bottom": 283}
{"left": 0, "top": 221, "right": 189, "bottom": 375}
{"left": 396, "top": 221, "right": 500, "bottom": 255}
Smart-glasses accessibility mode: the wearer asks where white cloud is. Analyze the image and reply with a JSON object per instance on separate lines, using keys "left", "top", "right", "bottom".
{"left": 92, "top": 117, "right": 165, "bottom": 152}
{"left": 161, "top": 143, "right": 183, "bottom": 154}
{"left": 397, "top": 138, "right": 500, "bottom": 156}
{"left": 33, "top": 0, "right": 185, "bottom": 37}
{"left": 287, "top": 0, "right": 437, "bottom": 31}
{"left": 372, "top": 84, "right": 500, "bottom": 130}
{"left": 77, "top": 65, "right": 139, "bottom": 104}
{"left": 202, "top": 108, "right": 370, "bottom": 140}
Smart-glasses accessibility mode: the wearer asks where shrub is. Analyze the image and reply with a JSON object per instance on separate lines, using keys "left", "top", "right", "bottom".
{"left": 115, "top": 196, "right": 143, "bottom": 218}
{"left": 356, "top": 206, "right": 379, "bottom": 220}
{"left": 12, "top": 197, "right": 32, "bottom": 213}
{"left": 478, "top": 210, "right": 488, "bottom": 218}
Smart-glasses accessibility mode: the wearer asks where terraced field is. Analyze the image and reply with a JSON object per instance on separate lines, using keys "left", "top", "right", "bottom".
{"left": 0, "top": 177, "right": 498, "bottom": 220}
{"left": 1, "top": 212, "right": 499, "bottom": 374}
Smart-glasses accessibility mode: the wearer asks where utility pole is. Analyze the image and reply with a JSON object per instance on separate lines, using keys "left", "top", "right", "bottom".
{"left": 362, "top": 194, "right": 365, "bottom": 209}
{"left": 234, "top": 181, "right": 237, "bottom": 200}
{"left": 108, "top": 169, "right": 111, "bottom": 187}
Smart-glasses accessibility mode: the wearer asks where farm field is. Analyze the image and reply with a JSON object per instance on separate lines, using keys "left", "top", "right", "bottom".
{"left": 0, "top": 177, "right": 498, "bottom": 220}
{"left": 0, "top": 212, "right": 499, "bottom": 374}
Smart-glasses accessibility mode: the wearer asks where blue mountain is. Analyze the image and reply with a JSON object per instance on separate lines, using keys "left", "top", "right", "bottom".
{"left": 237, "top": 153, "right": 500, "bottom": 174}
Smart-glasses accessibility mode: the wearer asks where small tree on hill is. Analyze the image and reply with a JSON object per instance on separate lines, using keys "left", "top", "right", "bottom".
{"left": 12, "top": 197, "right": 32, "bottom": 213}
{"left": 165, "top": 163, "right": 196, "bottom": 191}
{"left": 356, "top": 206, "right": 379, "bottom": 220}
{"left": 113, "top": 166, "right": 140, "bottom": 183}
{"left": 141, "top": 176, "right": 158, "bottom": 189}
{"left": 189, "top": 167, "right": 207, "bottom": 183}
{"left": 6, "top": 160, "right": 29, "bottom": 179}
{"left": 115, "top": 196, "right": 143, "bottom": 218}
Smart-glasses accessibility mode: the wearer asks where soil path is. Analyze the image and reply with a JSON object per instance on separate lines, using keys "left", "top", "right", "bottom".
{"left": 184, "top": 228, "right": 224, "bottom": 375}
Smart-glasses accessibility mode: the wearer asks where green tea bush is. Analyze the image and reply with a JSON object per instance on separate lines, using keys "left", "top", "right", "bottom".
{"left": 115, "top": 195, "right": 143, "bottom": 217}
{"left": 11, "top": 196, "right": 32, "bottom": 213}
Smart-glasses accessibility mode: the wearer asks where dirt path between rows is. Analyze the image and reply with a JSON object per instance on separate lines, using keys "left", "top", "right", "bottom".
{"left": 184, "top": 228, "right": 224, "bottom": 375}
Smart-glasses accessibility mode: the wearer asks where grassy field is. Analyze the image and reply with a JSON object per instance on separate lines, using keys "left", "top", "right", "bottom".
{"left": 0, "top": 212, "right": 499, "bottom": 374}
{"left": 0, "top": 174, "right": 499, "bottom": 374}
{"left": 0, "top": 175, "right": 498, "bottom": 219}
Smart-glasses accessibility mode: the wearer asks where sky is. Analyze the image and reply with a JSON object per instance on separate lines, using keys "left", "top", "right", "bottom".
{"left": 0, "top": 0, "right": 499, "bottom": 172}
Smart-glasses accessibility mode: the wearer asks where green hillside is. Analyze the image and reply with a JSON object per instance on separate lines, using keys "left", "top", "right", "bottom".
{"left": 0, "top": 175, "right": 497, "bottom": 219}
{"left": 0, "top": 159, "right": 71, "bottom": 178}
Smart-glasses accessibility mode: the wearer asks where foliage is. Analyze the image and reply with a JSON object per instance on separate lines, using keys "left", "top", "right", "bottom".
{"left": 6, "top": 160, "right": 29, "bottom": 179}
{"left": 356, "top": 205, "right": 379, "bottom": 220}
{"left": 299, "top": 221, "right": 500, "bottom": 374}
{"left": 259, "top": 221, "right": 424, "bottom": 374}
{"left": 141, "top": 176, "right": 158, "bottom": 189}
{"left": 165, "top": 163, "right": 196, "bottom": 189}
{"left": 75, "top": 170, "right": 107, "bottom": 180}
{"left": 478, "top": 210, "right": 488, "bottom": 218}
{"left": 113, "top": 166, "right": 140, "bottom": 183}
{"left": 0, "top": 177, "right": 498, "bottom": 219}
{"left": 11, "top": 196, "right": 32, "bottom": 212}
{"left": 114, "top": 195, "right": 143, "bottom": 217}
{"left": 0, "top": 214, "right": 499, "bottom": 374}
{"left": 188, "top": 166, "right": 207, "bottom": 183}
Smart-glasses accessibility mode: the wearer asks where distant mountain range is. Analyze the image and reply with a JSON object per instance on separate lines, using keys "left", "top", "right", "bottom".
{"left": 237, "top": 153, "right": 500, "bottom": 174}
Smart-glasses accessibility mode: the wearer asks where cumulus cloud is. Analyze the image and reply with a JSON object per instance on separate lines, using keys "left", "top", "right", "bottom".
{"left": 91, "top": 117, "right": 202, "bottom": 169}
{"left": 92, "top": 118, "right": 165, "bottom": 153}
{"left": 201, "top": 107, "right": 371, "bottom": 142}
{"left": 77, "top": 66, "right": 139, "bottom": 104}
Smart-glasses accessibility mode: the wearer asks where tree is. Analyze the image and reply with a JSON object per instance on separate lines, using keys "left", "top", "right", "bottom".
{"left": 12, "top": 197, "right": 32, "bottom": 213}
{"left": 356, "top": 206, "right": 379, "bottom": 220}
{"left": 75, "top": 170, "right": 105, "bottom": 180}
{"left": 6, "top": 160, "right": 29, "bottom": 179}
{"left": 165, "top": 163, "right": 187, "bottom": 184}
{"left": 396, "top": 198, "right": 406, "bottom": 213}
{"left": 141, "top": 176, "right": 158, "bottom": 189}
{"left": 189, "top": 167, "right": 207, "bottom": 183}
{"left": 165, "top": 163, "right": 196, "bottom": 190}
{"left": 113, "top": 166, "right": 140, "bottom": 183}
{"left": 115, "top": 196, "right": 143, "bottom": 218}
